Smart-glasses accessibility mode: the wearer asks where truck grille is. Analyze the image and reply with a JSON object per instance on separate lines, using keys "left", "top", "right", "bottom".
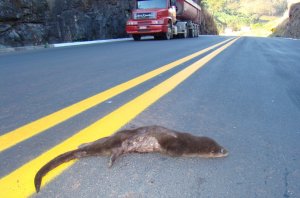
{"left": 134, "top": 12, "right": 156, "bottom": 20}
{"left": 138, "top": 21, "right": 151, "bottom": 25}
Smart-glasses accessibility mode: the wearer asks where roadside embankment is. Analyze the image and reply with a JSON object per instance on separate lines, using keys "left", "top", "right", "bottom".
{"left": 0, "top": 0, "right": 134, "bottom": 47}
{"left": 272, "top": 2, "right": 300, "bottom": 39}
{"left": 199, "top": 8, "right": 219, "bottom": 35}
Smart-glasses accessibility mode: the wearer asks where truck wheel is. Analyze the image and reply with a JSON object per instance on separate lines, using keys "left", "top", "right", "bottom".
{"left": 132, "top": 35, "right": 141, "bottom": 41}
{"left": 189, "top": 29, "right": 194, "bottom": 38}
{"left": 162, "top": 24, "right": 172, "bottom": 40}
{"left": 183, "top": 26, "right": 188, "bottom": 38}
{"left": 195, "top": 27, "right": 199, "bottom": 37}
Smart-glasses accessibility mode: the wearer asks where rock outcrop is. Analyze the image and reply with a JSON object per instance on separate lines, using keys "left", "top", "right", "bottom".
{"left": 47, "top": 0, "right": 134, "bottom": 43}
{"left": 199, "top": 8, "right": 218, "bottom": 35}
{"left": 0, "top": 0, "right": 134, "bottom": 47}
{"left": 272, "top": 2, "right": 300, "bottom": 39}
{"left": 0, "top": 0, "right": 50, "bottom": 46}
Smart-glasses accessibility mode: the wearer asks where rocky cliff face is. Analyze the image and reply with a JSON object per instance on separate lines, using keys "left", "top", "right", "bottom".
{"left": 272, "top": 2, "right": 300, "bottom": 39}
{"left": 285, "top": 2, "right": 300, "bottom": 38}
{"left": 199, "top": 8, "right": 218, "bottom": 35}
{"left": 0, "top": 0, "right": 50, "bottom": 47}
{"left": 0, "top": 0, "right": 134, "bottom": 47}
{"left": 0, "top": 0, "right": 217, "bottom": 47}
{"left": 47, "top": 0, "right": 134, "bottom": 43}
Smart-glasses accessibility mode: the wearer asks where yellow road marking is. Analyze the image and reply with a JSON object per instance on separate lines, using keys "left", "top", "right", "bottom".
{"left": 0, "top": 38, "right": 232, "bottom": 153}
{"left": 0, "top": 37, "right": 239, "bottom": 197}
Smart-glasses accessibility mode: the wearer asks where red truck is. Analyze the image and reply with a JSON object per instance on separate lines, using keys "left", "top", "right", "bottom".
{"left": 126, "top": 0, "right": 202, "bottom": 41}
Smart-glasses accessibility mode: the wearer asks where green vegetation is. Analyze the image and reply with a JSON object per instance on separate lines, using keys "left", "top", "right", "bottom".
{"left": 200, "top": 0, "right": 287, "bottom": 36}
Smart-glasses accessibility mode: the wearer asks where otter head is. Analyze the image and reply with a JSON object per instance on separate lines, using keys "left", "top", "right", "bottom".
{"left": 208, "top": 146, "right": 228, "bottom": 158}
{"left": 197, "top": 137, "right": 229, "bottom": 158}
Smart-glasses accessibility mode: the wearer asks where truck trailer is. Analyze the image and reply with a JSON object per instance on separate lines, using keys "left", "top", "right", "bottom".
{"left": 126, "top": 0, "right": 202, "bottom": 41}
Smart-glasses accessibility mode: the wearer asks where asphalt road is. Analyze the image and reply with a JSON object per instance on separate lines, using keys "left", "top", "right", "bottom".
{"left": 0, "top": 36, "right": 300, "bottom": 198}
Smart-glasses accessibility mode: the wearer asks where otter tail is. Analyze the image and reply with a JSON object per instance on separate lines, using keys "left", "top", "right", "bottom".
{"left": 34, "top": 149, "right": 87, "bottom": 193}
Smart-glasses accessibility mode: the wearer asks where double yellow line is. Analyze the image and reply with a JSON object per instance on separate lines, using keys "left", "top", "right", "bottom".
{"left": 0, "top": 37, "right": 238, "bottom": 197}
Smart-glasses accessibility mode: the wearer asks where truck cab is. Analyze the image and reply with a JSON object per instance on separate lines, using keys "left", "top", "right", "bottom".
{"left": 126, "top": 0, "right": 177, "bottom": 41}
{"left": 126, "top": 0, "right": 201, "bottom": 41}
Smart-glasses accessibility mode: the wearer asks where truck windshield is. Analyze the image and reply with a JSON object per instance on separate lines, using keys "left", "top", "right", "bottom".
{"left": 137, "top": 0, "right": 167, "bottom": 9}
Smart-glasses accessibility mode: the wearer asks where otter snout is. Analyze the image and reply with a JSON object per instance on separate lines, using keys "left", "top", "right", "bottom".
{"left": 219, "top": 148, "right": 229, "bottom": 157}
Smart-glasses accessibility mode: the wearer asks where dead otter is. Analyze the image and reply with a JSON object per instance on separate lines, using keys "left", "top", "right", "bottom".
{"left": 34, "top": 125, "right": 228, "bottom": 193}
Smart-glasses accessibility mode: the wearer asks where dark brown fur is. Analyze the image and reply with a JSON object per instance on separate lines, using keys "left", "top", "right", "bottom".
{"left": 34, "top": 126, "right": 228, "bottom": 193}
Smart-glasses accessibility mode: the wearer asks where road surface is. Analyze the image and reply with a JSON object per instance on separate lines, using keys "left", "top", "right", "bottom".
{"left": 0, "top": 36, "right": 299, "bottom": 198}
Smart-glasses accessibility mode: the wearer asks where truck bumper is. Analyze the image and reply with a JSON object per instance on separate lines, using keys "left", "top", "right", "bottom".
{"left": 126, "top": 24, "right": 168, "bottom": 35}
